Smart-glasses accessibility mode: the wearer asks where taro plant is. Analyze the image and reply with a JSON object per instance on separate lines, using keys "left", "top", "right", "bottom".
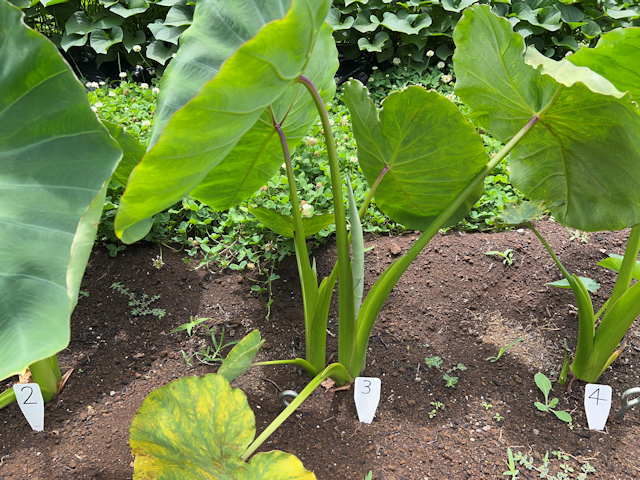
{"left": 457, "top": 5, "right": 640, "bottom": 385}
{"left": 110, "top": 1, "right": 640, "bottom": 459}
{"left": 0, "top": 0, "right": 123, "bottom": 409}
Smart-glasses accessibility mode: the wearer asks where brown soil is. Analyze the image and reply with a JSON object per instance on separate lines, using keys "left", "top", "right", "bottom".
{"left": 1, "top": 219, "right": 640, "bottom": 480}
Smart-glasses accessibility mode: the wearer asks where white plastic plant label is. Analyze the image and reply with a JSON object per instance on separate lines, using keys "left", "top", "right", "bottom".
{"left": 13, "top": 383, "right": 44, "bottom": 431}
{"left": 354, "top": 377, "right": 381, "bottom": 424}
{"left": 584, "top": 383, "right": 612, "bottom": 431}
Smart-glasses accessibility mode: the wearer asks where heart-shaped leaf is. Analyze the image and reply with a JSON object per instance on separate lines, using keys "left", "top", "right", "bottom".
{"left": 0, "top": 1, "right": 122, "bottom": 381}
{"left": 454, "top": 5, "right": 640, "bottom": 232}
{"left": 130, "top": 374, "right": 315, "bottom": 479}
{"left": 342, "top": 81, "right": 488, "bottom": 231}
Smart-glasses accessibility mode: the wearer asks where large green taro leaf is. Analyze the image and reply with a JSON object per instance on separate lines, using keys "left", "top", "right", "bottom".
{"left": 454, "top": 5, "right": 640, "bottom": 232}
{"left": 0, "top": 1, "right": 122, "bottom": 380}
{"left": 130, "top": 374, "right": 315, "bottom": 479}
{"left": 342, "top": 81, "right": 488, "bottom": 231}
{"left": 190, "top": 24, "right": 338, "bottom": 211}
{"left": 115, "top": 0, "right": 332, "bottom": 242}
{"left": 568, "top": 27, "right": 640, "bottom": 101}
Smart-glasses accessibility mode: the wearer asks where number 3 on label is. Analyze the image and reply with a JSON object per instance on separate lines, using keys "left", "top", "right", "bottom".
{"left": 354, "top": 377, "right": 381, "bottom": 424}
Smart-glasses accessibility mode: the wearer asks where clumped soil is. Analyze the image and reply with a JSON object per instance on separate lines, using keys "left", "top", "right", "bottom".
{"left": 1, "top": 219, "right": 640, "bottom": 479}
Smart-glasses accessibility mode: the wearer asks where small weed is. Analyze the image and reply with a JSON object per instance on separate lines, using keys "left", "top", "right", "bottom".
{"left": 424, "top": 357, "right": 466, "bottom": 388}
{"left": 110, "top": 282, "right": 166, "bottom": 318}
{"left": 503, "top": 448, "right": 519, "bottom": 479}
{"left": 428, "top": 401, "right": 444, "bottom": 418}
{"left": 482, "top": 401, "right": 493, "bottom": 410}
{"left": 485, "top": 249, "right": 514, "bottom": 266}
{"left": 486, "top": 338, "right": 525, "bottom": 362}
{"left": 364, "top": 471, "right": 373, "bottom": 480}
{"left": 567, "top": 228, "right": 589, "bottom": 243}
{"left": 179, "top": 326, "right": 239, "bottom": 366}
{"left": 494, "top": 412, "right": 504, "bottom": 422}
{"left": 171, "top": 316, "right": 213, "bottom": 336}
{"left": 511, "top": 449, "right": 596, "bottom": 480}
{"left": 443, "top": 373, "right": 458, "bottom": 388}
{"left": 534, "top": 373, "right": 572, "bottom": 424}
{"left": 424, "top": 356, "right": 443, "bottom": 369}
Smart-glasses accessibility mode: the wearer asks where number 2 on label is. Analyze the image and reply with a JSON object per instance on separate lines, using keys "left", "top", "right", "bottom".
{"left": 21, "top": 385, "right": 37, "bottom": 405}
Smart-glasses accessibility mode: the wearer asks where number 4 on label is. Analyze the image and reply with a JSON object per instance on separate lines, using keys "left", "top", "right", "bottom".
{"left": 584, "top": 383, "right": 612, "bottom": 431}
{"left": 13, "top": 383, "right": 45, "bottom": 431}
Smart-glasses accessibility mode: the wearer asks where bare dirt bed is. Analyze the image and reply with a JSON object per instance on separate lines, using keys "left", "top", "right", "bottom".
{"left": 1, "top": 219, "right": 640, "bottom": 479}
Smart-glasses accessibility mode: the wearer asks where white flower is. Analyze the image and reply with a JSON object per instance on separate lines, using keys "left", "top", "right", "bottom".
{"left": 446, "top": 93, "right": 457, "bottom": 102}
{"left": 281, "top": 163, "right": 286, "bottom": 169}
{"left": 152, "top": 87, "right": 160, "bottom": 94}
{"left": 85, "top": 81, "right": 92, "bottom": 88}
{"left": 141, "top": 120, "right": 151, "bottom": 127}
{"left": 440, "top": 74, "right": 453, "bottom": 84}
{"left": 350, "top": 156, "right": 358, "bottom": 164}
{"left": 372, "top": 66, "right": 378, "bottom": 70}
{"left": 124, "top": 107, "right": 129, "bottom": 111}
{"left": 94, "top": 102, "right": 103, "bottom": 108}
{"left": 565, "top": 51, "right": 573, "bottom": 57}
{"left": 340, "top": 115, "right": 349, "bottom": 126}
{"left": 140, "top": 83, "right": 149, "bottom": 89}
{"left": 91, "top": 81, "right": 99, "bottom": 88}
{"left": 119, "top": 72, "right": 127, "bottom": 78}
{"left": 99, "top": 81, "right": 106, "bottom": 86}
{"left": 172, "top": 53, "right": 177, "bottom": 58}
{"left": 132, "top": 44, "right": 142, "bottom": 52}
{"left": 392, "top": 57, "right": 401, "bottom": 66}
{"left": 108, "top": 91, "right": 117, "bottom": 97}
{"left": 301, "top": 202, "right": 313, "bottom": 218}
{"left": 426, "top": 50, "right": 434, "bottom": 58}
{"left": 91, "top": 106, "right": 98, "bottom": 112}
{"left": 437, "top": 61, "right": 445, "bottom": 69}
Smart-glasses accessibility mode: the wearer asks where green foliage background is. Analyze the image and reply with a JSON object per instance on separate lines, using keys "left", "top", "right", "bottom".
{"left": 15, "top": 0, "right": 640, "bottom": 71}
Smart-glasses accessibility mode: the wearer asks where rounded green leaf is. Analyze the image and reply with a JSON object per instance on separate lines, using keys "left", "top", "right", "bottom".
{"left": 342, "top": 80, "right": 488, "bottom": 231}
{"left": 115, "top": 0, "right": 333, "bottom": 241}
{"left": 130, "top": 374, "right": 316, "bottom": 479}
{"left": 89, "top": 26, "right": 123, "bottom": 54}
{"left": 130, "top": 374, "right": 255, "bottom": 478}
{"left": 454, "top": 5, "right": 640, "bottom": 231}
{"left": 0, "top": 1, "right": 122, "bottom": 381}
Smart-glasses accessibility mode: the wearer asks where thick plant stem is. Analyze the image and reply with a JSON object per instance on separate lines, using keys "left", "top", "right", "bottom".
{"left": 299, "top": 75, "right": 356, "bottom": 371}
{"left": 274, "top": 121, "right": 321, "bottom": 372}
{"left": 240, "top": 363, "right": 352, "bottom": 461}
{"left": 30, "top": 355, "right": 62, "bottom": 402}
{"left": 349, "top": 115, "right": 540, "bottom": 376}
{"left": 608, "top": 224, "right": 640, "bottom": 309}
